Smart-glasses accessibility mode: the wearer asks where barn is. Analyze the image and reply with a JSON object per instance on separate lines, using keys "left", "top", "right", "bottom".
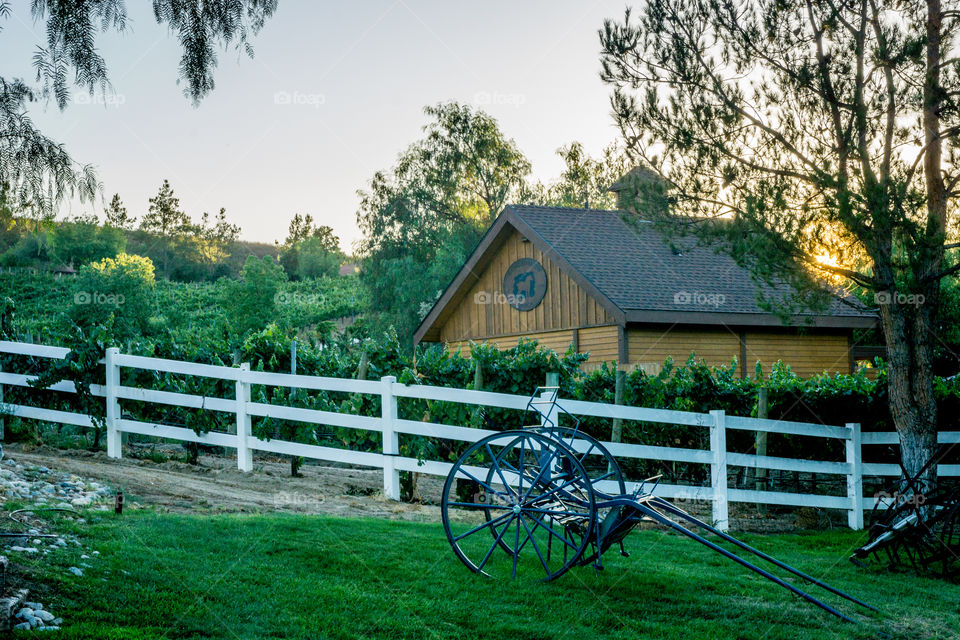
{"left": 413, "top": 204, "right": 877, "bottom": 377}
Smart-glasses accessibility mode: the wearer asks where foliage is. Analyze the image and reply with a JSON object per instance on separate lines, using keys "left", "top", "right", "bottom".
{"left": 51, "top": 214, "right": 126, "bottom": 267}
{"left": 28, "top": 323, "right": 110, "bottom": 448}
{"left": 278, "top": 214, "right": 344, "bottom": 280}
{"left": 139, "top": 179, "right": 192, "bottom": 278}
{"left": 598, "top": 0, "right": 960, "bottom": 478}
{"left": 104, "top": 193, "right": 135, "bottom": 230}
{"left": 357, "top": 102, "right": 531, "bottom": 344}
{"left": 529, "top": 142, "right": 630, "bottom": 209}
{"left": 70, "top": 253, "right": 157, "bottom": 343}
{"left": 225, "top": 255, "right": 288, "bottom": 336}
{"left": 0, "top": 1, "right": 277, "bottom": 216}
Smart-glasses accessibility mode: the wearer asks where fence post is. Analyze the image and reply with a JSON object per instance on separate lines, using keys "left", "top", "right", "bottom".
{"left": 846, "top": 422, "right": 864, "bottom": 530}
{"left": 105, "top": 347, "right": 122, "bottom": 459}
{"left": 0, "top": 359, "right": 5, "bottom": 442}
{"left": 709, "top": 410, "right": 729, "bottom": 532}
{"left": 540, "top": 372, "right": 560, "bottom": 428}
{"left": 381, "top": 375, "right": 400, "bottom": 500}
{"left": 236, "top": 363, "right": 253, "bottom": 472}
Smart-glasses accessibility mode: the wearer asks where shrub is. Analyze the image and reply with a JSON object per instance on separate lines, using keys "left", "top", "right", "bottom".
{"left": 70, "top": 253, "right": 156, "bottom": 343}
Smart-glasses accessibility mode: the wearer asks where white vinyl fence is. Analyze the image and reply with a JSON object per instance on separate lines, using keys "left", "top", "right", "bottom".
{"left": 2, "top": 340, "right": 959, "bottom": 532}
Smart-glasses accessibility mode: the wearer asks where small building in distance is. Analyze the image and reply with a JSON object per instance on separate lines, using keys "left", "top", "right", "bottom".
{"left": 413, "top": 204, "right": 877, "bottom": 377}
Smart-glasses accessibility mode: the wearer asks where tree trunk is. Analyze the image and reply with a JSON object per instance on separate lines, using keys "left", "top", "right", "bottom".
{"left": 880, "top": 301, "right": 939, "bottom": 486}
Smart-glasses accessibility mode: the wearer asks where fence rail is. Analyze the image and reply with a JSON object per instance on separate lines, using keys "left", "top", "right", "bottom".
{"left": 2, "top": 339, "right": 958, "bottom": 532}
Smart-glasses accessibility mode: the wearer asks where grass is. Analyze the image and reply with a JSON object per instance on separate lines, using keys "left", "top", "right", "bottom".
{"left": 9, "top": 510, "right": 959, "bottom": 639}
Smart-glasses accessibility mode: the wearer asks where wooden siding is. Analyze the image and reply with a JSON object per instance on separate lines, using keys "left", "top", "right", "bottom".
{"left": 445, "top": 326, "right": 617, "bottom": 368}
{"left": 438, "top": 230, "right": 615, "bottom": 343}
{"left": 627, "top": 326, "right": 850, "bottom": 378}
{"left": 578, "top": 326, "right": 619, "bottom": 365}
{"left": 446, "top": 329, "right": 576, "bottom": 360}
{"left": 743, "top": 331, "right": 850, "bottom": 378}
{"left": 628, "top": 327, "right": 742, "bottom": 371}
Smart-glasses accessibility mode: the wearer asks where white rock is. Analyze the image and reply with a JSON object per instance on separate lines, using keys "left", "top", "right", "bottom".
{"left": 13, "top": 622, "right": 29, "bottom": 630}
{"left": 67, "top": 566, "right": 83, "bottom": 577}
{"left": 36, "top": 610, "right": 55, "bottom": 623}
{"left": 24, "top": 602, "right": 42, "bottom": 610}
{"left": 16, "top": 607, "right": 34, "bottom": 618}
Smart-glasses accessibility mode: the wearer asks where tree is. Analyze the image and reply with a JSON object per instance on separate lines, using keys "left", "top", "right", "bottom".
{"left": 227, "top": 255, "right": 288, "bottom": 336}
{"left": 531, "top": 142, "right": 630, "bottom": 209}
{"left": 599, "top": 1, "right": 960, "bottom": 481}
{"left": 278, "top": 214, "right": 343, "bottom": 278}
{"left": 105, "top": 194, "right": 135, "bottom": 230}
{"left": 295, "top": 235, "right": 343, "bottom": 279}
{"left": 52, "top": 213, "right": 126, "bottom": 267}
{"left": 140, "top": 179, "right": 191, "bottom": 278}
{"left": 71, "top": 253, "right": 157, "bottom": 342}
{"left": 0, "top": 1, "right": 278, "bottom": 216}
{"left": 357, "top": 102, "right": 531, "bottom": 343}
{"left": 188, "top": 207, "right": 241, "bottom": 274}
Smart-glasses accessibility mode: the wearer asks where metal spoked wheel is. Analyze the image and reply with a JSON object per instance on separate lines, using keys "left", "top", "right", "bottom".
{"left": 441, "top": 430, "right": 597, "bottom": 581}
{"left": 481, "top": 427, "right": 624, "bottom": 556}
{"left": 531, "top": 426, "right": 626, "bottom": 498}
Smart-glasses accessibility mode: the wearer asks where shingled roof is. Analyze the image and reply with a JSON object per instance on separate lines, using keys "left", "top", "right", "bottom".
{"left": 414, "top": 205, "right": 876, "bottom": 344}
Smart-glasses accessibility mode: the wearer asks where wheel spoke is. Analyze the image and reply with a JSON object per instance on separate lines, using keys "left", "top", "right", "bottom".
{"left": 453, "top": 511, "right": 514, "bottom": 542}
{"left": 477, "top": 514, "right": 517, "bottom": 571}
{"left": 486, "top": 443, "right": 519, "bottom": 499}
{"left": 527, "top": 473, "right": 591, "bottom": 506}
{"left": 518, "top": 436, "right": 527, "bottom": 497}
{"left": 520, "top": 514, "right": 551, "bottom": 575}
{"left": 523, "top": 507, "right": 592, "bottom": 519}
{"left": 512, "top": 512, "right": 521, "bottom": 578}
{"left": 521, "top": 444, "right": 563, "bottom": 502}
{"left": 455, "top": 467, "right": 513, "bottom": 500}
{"left": 524, "top": 511, "right": 581, "bottom": 551}
{"left": 446, "top": 502, "right": 513, "bottom": 510}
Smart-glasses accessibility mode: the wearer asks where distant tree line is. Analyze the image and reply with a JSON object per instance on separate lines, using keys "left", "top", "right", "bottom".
{"left": 0, "top": 180, "right": 346, "bottom": 283}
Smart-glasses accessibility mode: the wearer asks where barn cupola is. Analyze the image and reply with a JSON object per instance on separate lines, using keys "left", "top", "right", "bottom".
{"left": 608, "top": 166, "right": 670, "bottom": 216}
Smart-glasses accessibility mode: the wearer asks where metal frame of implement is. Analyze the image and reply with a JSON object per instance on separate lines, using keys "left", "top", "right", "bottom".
{"left": 851, "top": 445, "right": 960, "bottom": 578}
{"left": 441, "top": 388, "right": 877, "bottom": 624}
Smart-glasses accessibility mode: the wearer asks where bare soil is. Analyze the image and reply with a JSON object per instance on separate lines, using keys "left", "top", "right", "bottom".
{"left": 4, "top": 444, "right": 444, "bottom": 523}
{"left": 3, "top": 444, "right": 823, "bottom": 532}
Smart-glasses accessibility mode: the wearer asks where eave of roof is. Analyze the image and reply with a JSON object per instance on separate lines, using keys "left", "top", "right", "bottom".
{"left": 414, "top": 205, "right": 878, "bottom": 344}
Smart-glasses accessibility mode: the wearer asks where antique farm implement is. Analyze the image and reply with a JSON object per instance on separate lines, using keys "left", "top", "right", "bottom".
{"left": 440, "top": 388, "right": 877, "bottom": 623}
{"left": 851, "top": 447, "right": 960, "bottom": 578}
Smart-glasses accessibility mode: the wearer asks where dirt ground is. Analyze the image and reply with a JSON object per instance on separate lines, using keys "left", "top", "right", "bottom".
{"left": 3, "top": 443, "right": 820, "bottom": 531}
{"left": 4, "top": 443, "right": 446, "bottom": 522}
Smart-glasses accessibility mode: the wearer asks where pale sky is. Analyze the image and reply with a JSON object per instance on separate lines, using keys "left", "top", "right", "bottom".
{"left": 2, "top": 1, "right": 629, "bottom": 251}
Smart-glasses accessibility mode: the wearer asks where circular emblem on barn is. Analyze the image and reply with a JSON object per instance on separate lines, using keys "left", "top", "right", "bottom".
{"left": 502, "top": 258, "right": 547, "bottom": 311}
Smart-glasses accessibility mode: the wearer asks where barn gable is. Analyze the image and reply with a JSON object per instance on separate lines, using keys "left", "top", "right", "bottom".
{"left": 415, "top": 209, "right": 624, "bottom": 344}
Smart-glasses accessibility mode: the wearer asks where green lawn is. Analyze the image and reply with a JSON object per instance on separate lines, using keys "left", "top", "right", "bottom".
{"left": 11, "top": 511, "right": 959, "bottom": 639}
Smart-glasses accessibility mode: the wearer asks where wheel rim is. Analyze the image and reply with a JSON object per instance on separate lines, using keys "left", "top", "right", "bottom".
{"left": 441, "top": 431, "right": 596, "bottom": 581}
